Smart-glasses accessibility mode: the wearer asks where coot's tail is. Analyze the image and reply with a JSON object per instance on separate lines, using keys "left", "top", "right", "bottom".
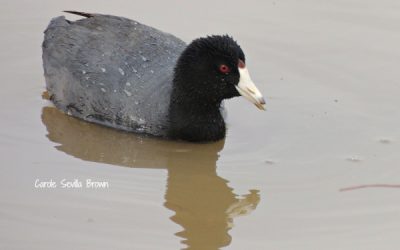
{"left": 63, "top": 10, "right": 94, "bottom": 18}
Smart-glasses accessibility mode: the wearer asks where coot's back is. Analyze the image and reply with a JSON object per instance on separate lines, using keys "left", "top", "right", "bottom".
{"left": 43, "top": 14, "right": 186, "bottom": 136}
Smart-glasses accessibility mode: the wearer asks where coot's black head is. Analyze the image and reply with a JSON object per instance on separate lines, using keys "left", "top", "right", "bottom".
{"left": 169, "top": 35, "right": 265, "bottom": 142}
{"left": 173, "top": 35, "right": 265, "bottom": 109}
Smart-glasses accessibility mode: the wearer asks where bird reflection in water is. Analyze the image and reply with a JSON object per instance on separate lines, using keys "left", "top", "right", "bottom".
{"left": 41, "top": 105, "right": 260, "bottom": 249}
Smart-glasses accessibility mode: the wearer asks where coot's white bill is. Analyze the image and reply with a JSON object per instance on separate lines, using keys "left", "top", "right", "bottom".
{"left": 236, "top": 66, "right": 266, "bottom": 110}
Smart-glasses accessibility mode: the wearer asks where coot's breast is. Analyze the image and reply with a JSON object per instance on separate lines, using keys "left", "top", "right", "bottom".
{"left": 43, "top": 15, "right": 186, "bottom": 136}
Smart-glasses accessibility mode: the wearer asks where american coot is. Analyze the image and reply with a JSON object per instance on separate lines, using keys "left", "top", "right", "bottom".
{"left": 42, "top": 11, "right": 265, "bottom": 142}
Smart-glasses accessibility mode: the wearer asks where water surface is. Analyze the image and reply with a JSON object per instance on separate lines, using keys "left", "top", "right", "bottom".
{"left": 1, "top": 0, "right": 400, "bottom": 249}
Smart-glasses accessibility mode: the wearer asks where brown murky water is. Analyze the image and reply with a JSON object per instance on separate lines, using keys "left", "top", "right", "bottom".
{"left": 1, "top": 0, "right": 400, "bottom": 249}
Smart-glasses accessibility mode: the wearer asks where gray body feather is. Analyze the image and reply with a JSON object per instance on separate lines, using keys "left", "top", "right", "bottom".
{"left": 42, "top": 14, "right": 186, "bottom": 136}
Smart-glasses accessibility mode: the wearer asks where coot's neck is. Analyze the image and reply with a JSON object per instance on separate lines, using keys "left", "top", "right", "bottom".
{"left": 168, "top": 80, "right": 226, "bottom": 142}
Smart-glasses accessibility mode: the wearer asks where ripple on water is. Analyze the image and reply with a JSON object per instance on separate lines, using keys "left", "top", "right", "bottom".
{"left": 264, "top": 160, "right": 276, "bottom": 165}
{"left": 378, "top": 138, "right": 392, "bottom": 144}
{"left": 346, "top": 156, "right": 362, "bottom": 163}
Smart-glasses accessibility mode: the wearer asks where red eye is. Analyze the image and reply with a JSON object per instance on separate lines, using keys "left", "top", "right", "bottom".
{"left": 219, "top": 64, "right": 230, "bottom": 74}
